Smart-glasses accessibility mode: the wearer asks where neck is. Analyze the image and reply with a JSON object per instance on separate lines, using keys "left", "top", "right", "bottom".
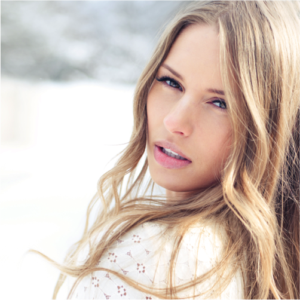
{"left": 165, "top": 189, "right": 198, "bottom": 202}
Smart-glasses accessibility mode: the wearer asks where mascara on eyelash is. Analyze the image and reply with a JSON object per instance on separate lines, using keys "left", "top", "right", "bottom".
{"left": 156, "top": 76, "right": 176, "bottom": 82}
{"left": 212, "top": 99, "right": 227, "bottom": 109}
{"left": 156, "top": 76, "right": 182, "bottom": 90}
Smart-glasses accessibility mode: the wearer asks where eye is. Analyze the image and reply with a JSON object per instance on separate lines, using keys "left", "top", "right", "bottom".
{"left": 156, "top": 76, "right": 183, "bottom": 91}
{"left": 212, "top": 99, "right": 227, "bottom": 109}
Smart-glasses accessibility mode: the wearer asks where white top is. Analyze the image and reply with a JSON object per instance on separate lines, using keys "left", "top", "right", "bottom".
{"left": 57, "top": 222, "right": 244, "bottom": 299}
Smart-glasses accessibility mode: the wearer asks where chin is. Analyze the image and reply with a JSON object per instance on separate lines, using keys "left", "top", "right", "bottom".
{"left": 150, "top": 170, "right": 219, "bottom": 196}
{"left": 151, "top": 172, "right": 197, "bottom": 194}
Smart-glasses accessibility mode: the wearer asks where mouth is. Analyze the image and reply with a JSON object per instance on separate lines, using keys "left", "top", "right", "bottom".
{"left": 160, "top": 146, "right": 188, "bottom": 160}
{"left": 154, "top": 145, "right": 192, "bottom": 169}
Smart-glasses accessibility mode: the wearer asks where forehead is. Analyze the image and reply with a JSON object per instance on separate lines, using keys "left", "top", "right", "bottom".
{"left": 163, "top": 24, "right": 223, "bottom": 93}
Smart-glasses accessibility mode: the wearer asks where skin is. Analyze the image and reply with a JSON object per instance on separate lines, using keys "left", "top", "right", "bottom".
{"left": 146, "top": 24, "right": 233, "bottom": 201}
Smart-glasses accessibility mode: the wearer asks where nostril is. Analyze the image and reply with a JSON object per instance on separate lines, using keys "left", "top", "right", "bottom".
{"left": 174, "top": 131, "right": 184, "bottom": 136}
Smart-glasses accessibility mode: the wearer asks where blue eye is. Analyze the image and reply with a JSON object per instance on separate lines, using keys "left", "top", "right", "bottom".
{"left": 212, "top": 99, "right": 227, "bottom": 109}
{"left": 156, "top": 76, "right": 183, "bottom": 91}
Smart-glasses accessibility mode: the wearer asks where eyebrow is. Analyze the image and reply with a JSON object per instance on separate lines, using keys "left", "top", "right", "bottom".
{"left": 161, "top": 63, "right": 183, "bottom": 80}
{"left": 206, "top": 88, "right": 225, "bottom": 96}
{"left": 161, "top": 63, "right": 225, "bottom": 97}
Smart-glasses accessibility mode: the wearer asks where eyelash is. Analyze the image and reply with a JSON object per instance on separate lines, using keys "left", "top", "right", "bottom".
{"left": 156, "top": 76, "right": 183, "bottom": 92}
{"left": 155, "top": 75, "right": 227, "bottom": 110}
{"left": 211, "top": 99, "right": 227, "bottom": 110}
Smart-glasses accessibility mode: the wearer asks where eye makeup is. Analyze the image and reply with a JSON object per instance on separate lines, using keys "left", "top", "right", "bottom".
{"left": 211, "top": 99, "right": 227, "bottom": 109}
{"left": 156, "top": 75, "right": 227, "bottom": 109}
{"left": 156, "top": 76, "right": 183, "bottom": 91}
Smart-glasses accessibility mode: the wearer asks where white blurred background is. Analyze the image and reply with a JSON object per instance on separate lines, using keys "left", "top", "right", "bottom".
{"left": 1, "top": 2, "right": 184, "bottom": 299}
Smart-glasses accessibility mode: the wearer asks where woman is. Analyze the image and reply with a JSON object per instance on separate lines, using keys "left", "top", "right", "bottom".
{"left": 46, "top": 1, "right": 299, "bottom": 299}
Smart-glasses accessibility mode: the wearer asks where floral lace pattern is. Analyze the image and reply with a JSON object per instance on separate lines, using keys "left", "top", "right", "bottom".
{"left": 57, "top": 222, "right": 244, "bottom": 299}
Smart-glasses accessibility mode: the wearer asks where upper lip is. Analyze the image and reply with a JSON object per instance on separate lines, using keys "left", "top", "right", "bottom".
{"left": 155, "top": 140, "right": 192, "bottom": 161}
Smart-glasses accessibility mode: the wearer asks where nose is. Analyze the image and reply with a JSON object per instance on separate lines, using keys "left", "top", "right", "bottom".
{"left": 163, "top": 96, "right": 194, "bottom": 137}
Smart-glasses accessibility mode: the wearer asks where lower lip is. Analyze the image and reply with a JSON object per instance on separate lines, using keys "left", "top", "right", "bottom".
{"left": 153, "top": 145, "right": 192, "bottom": 169}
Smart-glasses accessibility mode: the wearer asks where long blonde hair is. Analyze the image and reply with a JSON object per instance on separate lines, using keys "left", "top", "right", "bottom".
{"left": 38, "top": 1, "right": 300, "bottom": 299}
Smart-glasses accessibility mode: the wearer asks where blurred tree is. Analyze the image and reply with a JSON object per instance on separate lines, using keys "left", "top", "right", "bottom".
{"left": 1, "top": 1, "right": 185, "bottom": 84}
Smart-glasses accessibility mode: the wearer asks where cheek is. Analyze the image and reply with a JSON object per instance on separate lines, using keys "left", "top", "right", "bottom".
{"left": 211, "top": 126, "right": 232, "bottom": 169}
{"left": 146, "top": 88, "right": 168, "bottom": 136}
{"left": 195, "top": 115, "right": 232, "bottom": 167}
{"left": 146, "top": 98, "right": 155, "bottom": 139}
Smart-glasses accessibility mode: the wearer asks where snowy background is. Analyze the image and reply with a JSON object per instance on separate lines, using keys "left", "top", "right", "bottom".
{"left": 1, "top": 2, "right": 184, "bottom": 299}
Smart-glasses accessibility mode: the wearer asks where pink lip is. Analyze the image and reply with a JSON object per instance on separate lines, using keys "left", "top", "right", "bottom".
{"left": 154, "top": 142, "right": 192, "bottom": 169}
{"left": 155, "top": 140, "right": 191, "bottom": 161}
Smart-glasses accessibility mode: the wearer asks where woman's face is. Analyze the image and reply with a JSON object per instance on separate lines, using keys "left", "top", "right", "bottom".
{"left": 146, "top": 24, "right": 233, "bottom": 200}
